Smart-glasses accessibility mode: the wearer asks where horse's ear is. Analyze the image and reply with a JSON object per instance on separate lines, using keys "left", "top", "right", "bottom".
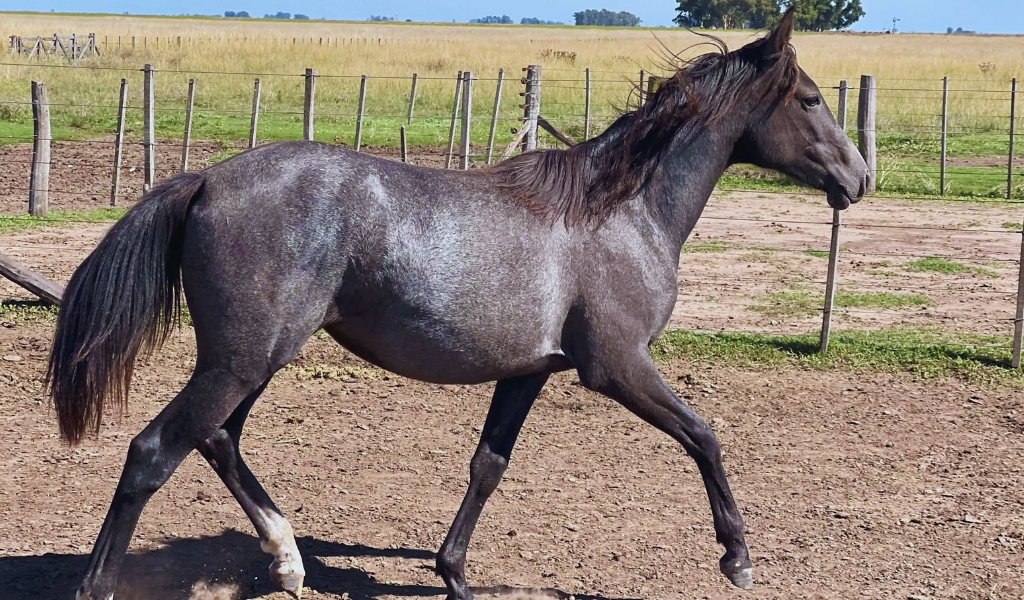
{"left": 766, "top": 7, "right": 795, "bottom": 55}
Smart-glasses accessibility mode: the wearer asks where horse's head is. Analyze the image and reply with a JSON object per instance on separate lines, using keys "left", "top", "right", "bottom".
{"left": 731, "top": 10, "right": 868, "bottom": 209}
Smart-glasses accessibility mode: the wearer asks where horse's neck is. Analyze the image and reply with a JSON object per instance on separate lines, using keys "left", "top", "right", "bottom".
{"left": 645, "top": 118, "right": 743, "bottom": 252}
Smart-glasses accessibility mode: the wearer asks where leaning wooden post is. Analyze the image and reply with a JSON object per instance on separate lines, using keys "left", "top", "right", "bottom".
{"left": 110, "top": 78, "right": 128, "bottom": 206}
{"left": 400, "top": 125, "right": 408, "bottom": 163}
{"left": 303, "top": 68, "right": 316, "bottom": 141}
{"left": 248, "top": 78, "right": 261, "bottom": 148}
{"left": 143, "top": 63, "right": 155, "bottom": 190}
{"left": 181, "top": 78, "right": 195, "bottom": 173}
{"left": 940, "top": 76, "right": 949, "bottom": 195}
{"left": 354, "top": 75, "right": 367, "bottom": 151}
{"left": 485, "top": 69, "right": 504, "bottom": 165}
{"left": 407, "top": 73, "right": 418, "bottom": 124}
{"left": 459, "top": 71, "right": 473, "bottom": 170}
{"left": 521, "top": 65, "right": 541, "bottom": 152}
{"left": 445, "top": 71, "right": 464, "bottom": 169}
{"left": 584, "top": 67, "right": 592, "bottom": 141}
{"left": 857, "top": 74, "right": 876, "bottom": 194}
{"left": 819, "top": 209, "right": 842, "bottom": 353}
{"left": 1008, "top": 78, "right": 1017, "bottom": 200}
{"left": 28, "top": 81, "right": 50, "bottom": 217}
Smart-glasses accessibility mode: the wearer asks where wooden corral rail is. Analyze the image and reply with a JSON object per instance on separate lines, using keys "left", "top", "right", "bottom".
{"left": 0, "top": 252, "right": 64, "bottom": 305}
{"left": 9, "top": 33, "right": 99, "bottom": 63}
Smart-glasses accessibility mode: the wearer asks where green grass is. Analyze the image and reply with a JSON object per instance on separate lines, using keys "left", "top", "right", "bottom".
{"left": 0, "top": 300, "right": 59, "bottom": 324}
{"left": 682, "top": 240, "right": 729, "bottom": 253}
{"left": 905, "top": 257, "right": 997, "bottom": 277}
{"left": 652, "top": 328, "right": 1024, "bottom": 387}
{"left": 804, "top": 249, "right": 830, "bottom": 258}
{"left": 0, "top": 208, "right": 126, "bottom": 233}
{"left": 750, "top": 290, "right": 930, "bottom": 316}
{"left": 1002, "top": 221, "right": 1022, "bottom": 231}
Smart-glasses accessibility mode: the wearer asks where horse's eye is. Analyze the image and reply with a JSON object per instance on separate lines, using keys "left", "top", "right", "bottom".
{"left": 803, "top": 95, "right": 821, "bottom": 108}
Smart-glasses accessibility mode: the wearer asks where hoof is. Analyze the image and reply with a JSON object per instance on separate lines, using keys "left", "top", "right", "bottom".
{"left": 278, "top": 573, "right": 304, "bottom": 599}
{"left": 720, "top": 557, "right": 754, "bottom": 590}
{"left": 271, "top": 558, "right": 306, "bottom": 599}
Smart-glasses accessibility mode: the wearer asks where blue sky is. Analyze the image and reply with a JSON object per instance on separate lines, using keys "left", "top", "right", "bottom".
{"left": 12, "top": 0, "right": 1024, "bottom": 33}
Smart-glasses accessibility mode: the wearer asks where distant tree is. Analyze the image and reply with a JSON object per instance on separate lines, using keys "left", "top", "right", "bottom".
{"left": 224, "top": 10, "right": 236, "bottom": 17}
{"left": 470, "top": 15, "right": 513, "bottom": 23}
{"left": 675, "top": 0, "right": 781, "bottom": 29}
{"left": 574, "top": 9, "right": 641, "bottom": 26}
{"left": 784, "top": 0, "right": 863, "bottom": 31}
{"left": 369, "top": 15, "right": 396, "bottom": 21}
{"left": 294, "top": 13, "right": 309, "bottom": 19}
{"left": 237, "top": 10, "right": 250, "bottom": 17}
{"left": 521, "top": 17, "right": 564, "bottom": 24}
{"left": 264, "top": 11, "right": 291, "bottom": 18}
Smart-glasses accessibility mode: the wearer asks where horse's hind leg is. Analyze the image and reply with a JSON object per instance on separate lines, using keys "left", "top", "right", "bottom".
{"left": 77, "top": 367, "right": 267, "bottom": 600}
{"left": 196, "top": 384, "right": 305, "bottom": 597}
{"left": 436, "top": 373, "right": 549, "bottom": 600}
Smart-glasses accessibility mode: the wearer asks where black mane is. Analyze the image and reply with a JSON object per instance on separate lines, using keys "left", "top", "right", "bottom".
{"left": 494, "top": 34, "right": 799, "bottom": 226}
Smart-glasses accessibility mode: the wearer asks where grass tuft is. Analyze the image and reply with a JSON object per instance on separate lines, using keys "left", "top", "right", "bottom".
{"left": 682, "top": 240, "right": 729, "bottom": 253}
{"left": 905, "top": 257, "right": 997, "bottom": 277}
{"left": 750, "top": 290, "right": 930, "bottom": 316}
{"left": 0, "top": 209, "right": 126, "bottom": 234}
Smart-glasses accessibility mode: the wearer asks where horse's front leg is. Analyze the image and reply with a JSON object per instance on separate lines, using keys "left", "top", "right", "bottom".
{"left": 436, "top": 373, "right": 549, "bottom": 600}
{"left": 575, "top": 347, "right": 753, "bottom": 589}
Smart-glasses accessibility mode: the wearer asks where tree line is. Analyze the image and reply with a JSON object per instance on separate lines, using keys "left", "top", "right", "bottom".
{"left": 674, "top": 0, "right": 864, "bottom": 31}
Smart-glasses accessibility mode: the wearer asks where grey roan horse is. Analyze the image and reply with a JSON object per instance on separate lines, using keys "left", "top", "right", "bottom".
{"left": 49, "top": 12, "right": 866, "bottom": 600}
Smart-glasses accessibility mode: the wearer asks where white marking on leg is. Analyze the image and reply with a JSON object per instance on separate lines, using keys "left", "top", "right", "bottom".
{"left": 257, "top": 508, "right": 305, "bottom": 596}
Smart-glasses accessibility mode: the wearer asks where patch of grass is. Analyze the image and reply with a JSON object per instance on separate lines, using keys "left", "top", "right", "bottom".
{"left": 1002, "top": 221, "right": 1022, "bottom": 231}
{"left": 682, "top": 240, "right": 729, "bottom": 253}
{"left": 0, "top": 300, "right": 59, "bottom": 324}
{"left": 0, "top": 208, "right": 126, "bottom": 233}
{"left": 750, "top": 290, "right": 930, "bottom": 316}
{"left": 652, "top": 328, "right": 1023, "bottom": 387}
{"left": 804, "top": 249, "right": 830, "bottom": 258}
{"left": 905, "top": 257, "right": 997, "bottom": 277}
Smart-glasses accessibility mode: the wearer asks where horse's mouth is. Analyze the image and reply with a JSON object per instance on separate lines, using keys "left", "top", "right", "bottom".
{"left": 827, "top": 190, "right": 853, "bottom": 210}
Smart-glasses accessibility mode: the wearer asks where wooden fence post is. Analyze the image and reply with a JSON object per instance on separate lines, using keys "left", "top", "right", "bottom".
{"left": 638, "top": 69, "right": 646, "bottom": 106}
{"left": 354, "top": 75, "right": 367, "bottom": 151}
{"left": 836, "top": 79, "right": 848, "bottom": 130}
{"left": 407, "top": 73, "right": 418, "bottom": 124}
{"left": 181, "top": 78, "right": 195, "bottom": 173}
{"left": 303, "top": 68, "right": 316, "bottom": 141}
{"left": 445, "top": 71, "right": 464, "bottom": 169}
{"left": 486, "top": 69, "right": 504, "bottom": 165}
{"left": 29, "top": 81, "right": 50, "bottom": 217}
{"left": 460, "top": 71, "right": 473, "bottom": 170}
{"left": 857, "top": 74, "right": 876, "bottom": 194}
{"left": 940, "top": 76, "right": 949, "bottom": 195}
{"left": 521, "top": 65, "right": 541, "bottom": 152}
{"left": 584, "top": 67, "right": 592, "bottom": 141}
{"left": 1009, "top": 78, "right": 1017, "bottom": 200}
{"left": 249, "top": 78, "right": 261, "bottom": 148}
{"left": 400, "top": 125, "right": 408, "bottom": 163}
{"left": 143, "top": 63, "right": 155, "bottom": 190}
{"left": 110, "top": 78, "right": 127, "bottom": 206}
{"left": 820, "top": 209, "right": 842, "bottom": 352}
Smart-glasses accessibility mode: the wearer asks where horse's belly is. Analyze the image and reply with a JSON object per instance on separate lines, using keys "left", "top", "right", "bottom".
{"left": 325, "top": 296, "right": 566, "bottom": 385}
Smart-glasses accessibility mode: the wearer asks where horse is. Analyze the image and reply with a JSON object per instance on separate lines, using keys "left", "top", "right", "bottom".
{"left": 48, "top": 10, "right": 866, "bottom": 600}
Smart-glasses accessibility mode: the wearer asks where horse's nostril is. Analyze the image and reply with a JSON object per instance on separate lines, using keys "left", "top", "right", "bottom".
{"left": 857, "top": 172, "right": 867, "bottom": 198}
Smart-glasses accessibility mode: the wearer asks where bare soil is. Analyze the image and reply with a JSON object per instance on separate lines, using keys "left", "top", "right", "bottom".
{"left": 0, "top": 321, "right": 1022, "bottom": 600}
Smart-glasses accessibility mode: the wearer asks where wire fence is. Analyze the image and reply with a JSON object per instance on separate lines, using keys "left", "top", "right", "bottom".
{"left": 0, "top": 59, "right": 1022, "bottom": 366}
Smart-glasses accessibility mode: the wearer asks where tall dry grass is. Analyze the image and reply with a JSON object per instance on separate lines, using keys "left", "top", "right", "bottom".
{"left": 0, "top": 13, "right": 1022, "bottom": 150}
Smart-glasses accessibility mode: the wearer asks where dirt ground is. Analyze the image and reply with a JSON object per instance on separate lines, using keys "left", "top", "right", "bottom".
{"left": 0, "top": 320, "right": 1022, "bottom": 600}
{"left": 1, "top": 142, "right": 1023, "bottom": 600}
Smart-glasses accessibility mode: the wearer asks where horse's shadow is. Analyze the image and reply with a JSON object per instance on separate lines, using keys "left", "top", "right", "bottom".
{"left": 0, "top": 530, "right": 637, "bottom": 600}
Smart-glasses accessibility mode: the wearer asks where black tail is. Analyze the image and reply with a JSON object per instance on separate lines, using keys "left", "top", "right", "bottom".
{"left": 47, "top": 173, "right": 205, "bottom": 444}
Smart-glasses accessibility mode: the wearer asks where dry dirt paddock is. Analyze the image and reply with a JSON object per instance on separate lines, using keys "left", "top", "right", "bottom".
{"left": 1, "top": 150, "right": 1024, "bottom": 600}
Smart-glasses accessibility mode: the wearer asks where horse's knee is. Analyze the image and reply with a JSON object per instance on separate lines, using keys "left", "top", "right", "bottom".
{"left": 469, "top": 446, "right": 508, "bottom": 495}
